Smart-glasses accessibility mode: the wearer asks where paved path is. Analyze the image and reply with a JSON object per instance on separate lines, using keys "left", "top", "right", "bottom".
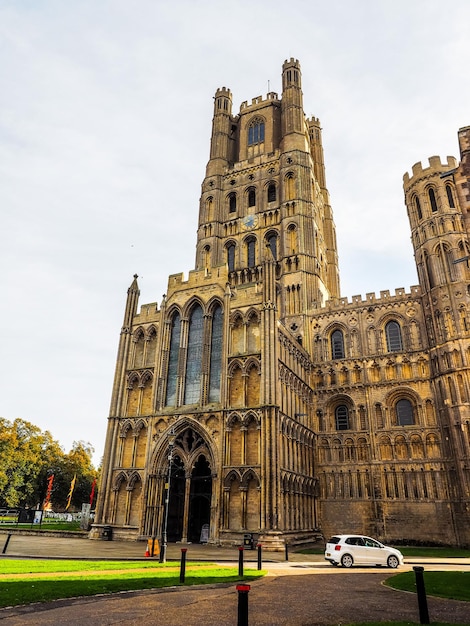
{"left": 1, "top": 533, "right": 469, "bottom": 625}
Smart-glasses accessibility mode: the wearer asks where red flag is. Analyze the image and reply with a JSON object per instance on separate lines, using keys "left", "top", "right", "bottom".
{"left": 89, "top": 478, "right": 97, "bottom": 506}
{"left": 43, "top": 474, "right": 54, "bottom": 509}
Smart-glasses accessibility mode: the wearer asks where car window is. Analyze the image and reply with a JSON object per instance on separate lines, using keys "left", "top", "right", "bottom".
{"left": 364, "top": 538, "right": 380, "bottom": 548}
{"left": 346, "top": 537, "right": 365, "bottom": 546}
{"left": 327, "top": 536, "right": 341, "bottom": 544}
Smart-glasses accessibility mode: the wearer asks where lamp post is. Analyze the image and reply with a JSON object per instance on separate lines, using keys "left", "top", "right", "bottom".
{"left": 160, "top": 428, "right": 176, "bottom": 563}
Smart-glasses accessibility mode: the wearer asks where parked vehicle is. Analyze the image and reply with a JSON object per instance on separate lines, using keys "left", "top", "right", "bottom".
{"left": 325, "top": 534, "right": 404, "bottom": 568}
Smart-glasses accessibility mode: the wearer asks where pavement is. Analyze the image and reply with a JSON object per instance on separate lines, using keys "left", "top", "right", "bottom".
{"left": 1, "top": 531, "right": 470, "bottom": 625}
{"left": 0, "top": 530, "right": 297, "bottom": 562}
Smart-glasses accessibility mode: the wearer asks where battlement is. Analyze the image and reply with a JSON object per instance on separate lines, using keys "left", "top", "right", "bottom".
{"left": 215, "top": 87, "right": 232, "bottom": 98}
{"left": 324, "top": 285, "right": 421, "bottom": 311}
{"left": 167, "top": 265, "right": 228, "bottom": 295}
{"left": 307, "top": 116, "right": 321, "bottom": 127}
{"left": 403, "top": 155, "right": 458, "bottom": 184}
{"left": 239, "top": 92, "right": 279, "bottom": 111}
{"left": 282, "top": 57, "right": 300, "bottom": 70}
{"left": 136, "top": 302, "right": 160, "bottom": 321}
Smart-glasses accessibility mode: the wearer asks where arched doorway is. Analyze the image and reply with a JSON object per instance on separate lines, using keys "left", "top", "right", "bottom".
{"left": 188, "top": 455, "right": 212, "bottom": 542}
{"left": 167, "top": 456, "right": 185, "bottom": 542}
{"left": 165, "top": 428, "right": 213, "bottom": 543}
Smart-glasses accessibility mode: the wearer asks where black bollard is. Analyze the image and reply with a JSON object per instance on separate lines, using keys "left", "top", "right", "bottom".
{"left": 180, "top": 548, "right": 187, "bottom": 583}
{"left": 413, "top": 566, "right": 430, "bottom": 624}
{"left": 2, "top": 533, "right": 12, "bottom": 554}
{"left": 257, "top": 543, "right": 262, "bottom": 570}
{"left": 236, "top": 584, "right": 250, "bottom": 626}
{"left": 285, "top": 542, "right": 289, "bottom": 561}
{"left": 238, "top": 545, "right": 244, "bottom": 577}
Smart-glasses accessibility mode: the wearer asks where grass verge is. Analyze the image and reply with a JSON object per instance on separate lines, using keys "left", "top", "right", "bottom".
{"left": 0, "top": 522, "right": 82, "bottom": 532}
{"left": 0, "top": 559, "right": 264, "bottom": 608}
{"left": 385, "top": 570, "right": 470, "bottom": 602}
{"left": 398, "top": 546, "right": 470, "bottom": 558}
{"left": 345, "top": 623, "right": 469, "bottom": 626}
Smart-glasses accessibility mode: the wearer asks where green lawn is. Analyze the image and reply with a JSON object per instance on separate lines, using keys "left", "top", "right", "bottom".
{"left": 0, "top": 521, "right": 83, "bottom": 531}
{"left": 385, "top": 570, "right": 470, "bottom": 602}
{"left": 398, "top": 546, "right": 470, "bottom": 558}
{"left": 346, "top": 623, "right": 468, "bottom": 626}
{"left": 0, "top": 559, "right": 265, "bottom": 608}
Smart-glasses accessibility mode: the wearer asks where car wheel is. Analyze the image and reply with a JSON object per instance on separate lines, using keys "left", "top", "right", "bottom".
{"left": 341, "top": 554, "right": 354, "bottom": 568}
{"left": 387, "top": 555, "right": 399, "bottom": 569}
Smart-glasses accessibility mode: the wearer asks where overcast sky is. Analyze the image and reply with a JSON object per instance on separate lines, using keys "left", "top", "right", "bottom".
{"left": 1, "top": 0, "right": 469, "bottom": 465}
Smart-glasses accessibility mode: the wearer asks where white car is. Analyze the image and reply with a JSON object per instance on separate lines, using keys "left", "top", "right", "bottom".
{"left": 325, "top": 534, "right": 404, "bottom": 568}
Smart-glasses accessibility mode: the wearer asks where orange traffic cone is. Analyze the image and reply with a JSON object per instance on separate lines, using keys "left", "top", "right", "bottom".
{"left": 145, "top": 548, "right": 150, "bottom": 557}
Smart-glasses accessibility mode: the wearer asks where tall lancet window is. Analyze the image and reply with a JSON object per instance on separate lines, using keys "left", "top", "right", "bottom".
{"left": 385, "top": 320, "right": 403, "bottom": 352}
{"left": 331, "top": 329, "right": 345, "bottom": 359}
{"left": 165, "top": 312, "right": 181, "bottom": 406}
{"left": 446, "top": 184, "right": 455, "bottom": 208}
{"left": 209, "top": 304, "right": 223, "bottom": 402}
{"left": 227, "top": 243, "right": 236, "bottom": 272}
{"left": 428, "top": 187, "right": 438, "bottom": 212}
{"left": 248, "top": 118, "right": 265, "bottom": 145}
{"left": 247, "top": 237, "right": 256, "bottom": 268}
{"left": 266, "top": 233, "right": 278, "bottom": 260}
{"left": 184, "top": 305, "right": 204, "bottom": 404}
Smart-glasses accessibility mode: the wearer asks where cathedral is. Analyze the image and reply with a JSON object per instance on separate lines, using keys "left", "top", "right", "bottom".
{"left": 91, "top": 59, "right": 470, "bottom": 548}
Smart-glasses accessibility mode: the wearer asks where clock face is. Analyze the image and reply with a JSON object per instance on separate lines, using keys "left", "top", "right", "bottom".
{"left": 242, "top": 215, "right": 258, "bottom": 230}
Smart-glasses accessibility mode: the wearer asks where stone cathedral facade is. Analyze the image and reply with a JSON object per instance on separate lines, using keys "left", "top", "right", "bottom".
{"left": 92, "top": 59, "right": 470, "bottom": 548}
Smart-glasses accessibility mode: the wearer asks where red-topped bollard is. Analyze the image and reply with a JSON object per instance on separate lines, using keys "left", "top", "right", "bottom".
{"left": 236, "top": 584, "right": 251, "bottom": 626}
{"left": 180, "top": 548, "right": 188, "bottom": 583}
{"left": 238, "top": 545, "right": 244, "bottom": 577}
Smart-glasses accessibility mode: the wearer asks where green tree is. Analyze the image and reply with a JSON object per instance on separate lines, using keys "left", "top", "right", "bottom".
{"left": 52, "top": 441, "right": 98, "bottom": 510}
{"left": 0, "top": 418, "right": 63, "bottom": 508}
{"left": 0, "top": 419, "right": 99, "bottom": 511}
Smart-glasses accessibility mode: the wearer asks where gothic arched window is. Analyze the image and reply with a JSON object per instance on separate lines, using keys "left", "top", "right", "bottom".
{"left": 208, "top": 304, "right": 223, "bottom": 402}
{"left": 248, "top": 118, "right": 265, "bottom": 145}
{"left": 266, "top": 232, "right": 278, "bottom": 260}
{"left": 165, "top": 312, "right": 181, "bottom": 406}
{"left": 385, "top": 320, "right": 403, "bottom": 352}
{"left": 184, "top": 305, "right": 204, "bottom": 404}
{"left": 396, "top": 398, "right": 414, "bottom": 426}
{"left": 331, "top": 329, "right": 345, "bottom": 359}
{"left": 428, "top": 187, "right": 438, "bottom": 212}
{"left": 335, "top": 405, "right": 349, "bottom": 430}
{"left": 228, "top": 192, "right": 237, "bottom": 213}
{"left": 446, "top": 184, "right": 455, "bottom": 208}
{"left": 413, "top": 195, "right": 422, "bottom": 220}
{"left": 227, "top": 243, "right": 235, "bottom": 272}
{"left": 267, "top": 183, "right": 277, "bottom": 203}
{"left": 246, "top": 237, "right": 256, "bottom": 268}
{"left": 248, "top": 187, "right": 256, "bottom": 207}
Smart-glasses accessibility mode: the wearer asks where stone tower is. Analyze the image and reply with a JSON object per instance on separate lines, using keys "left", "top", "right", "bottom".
{"left": 92, "top": 59, "right": 336, "bottom": 548}
{"left": 403, "top": 130, "right": 470, "bottom": 541}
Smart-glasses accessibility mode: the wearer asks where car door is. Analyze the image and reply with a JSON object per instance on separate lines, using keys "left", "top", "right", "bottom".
{"left": 344, "top": 536, "right": 368, "bottom": 564}
{"left": 362, "top": 537, "right": 387, "bottom": 564}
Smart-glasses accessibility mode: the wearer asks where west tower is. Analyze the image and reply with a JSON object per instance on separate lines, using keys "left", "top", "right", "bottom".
{"left": 93, "top": 59, "right": 335, "bottom": 548}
